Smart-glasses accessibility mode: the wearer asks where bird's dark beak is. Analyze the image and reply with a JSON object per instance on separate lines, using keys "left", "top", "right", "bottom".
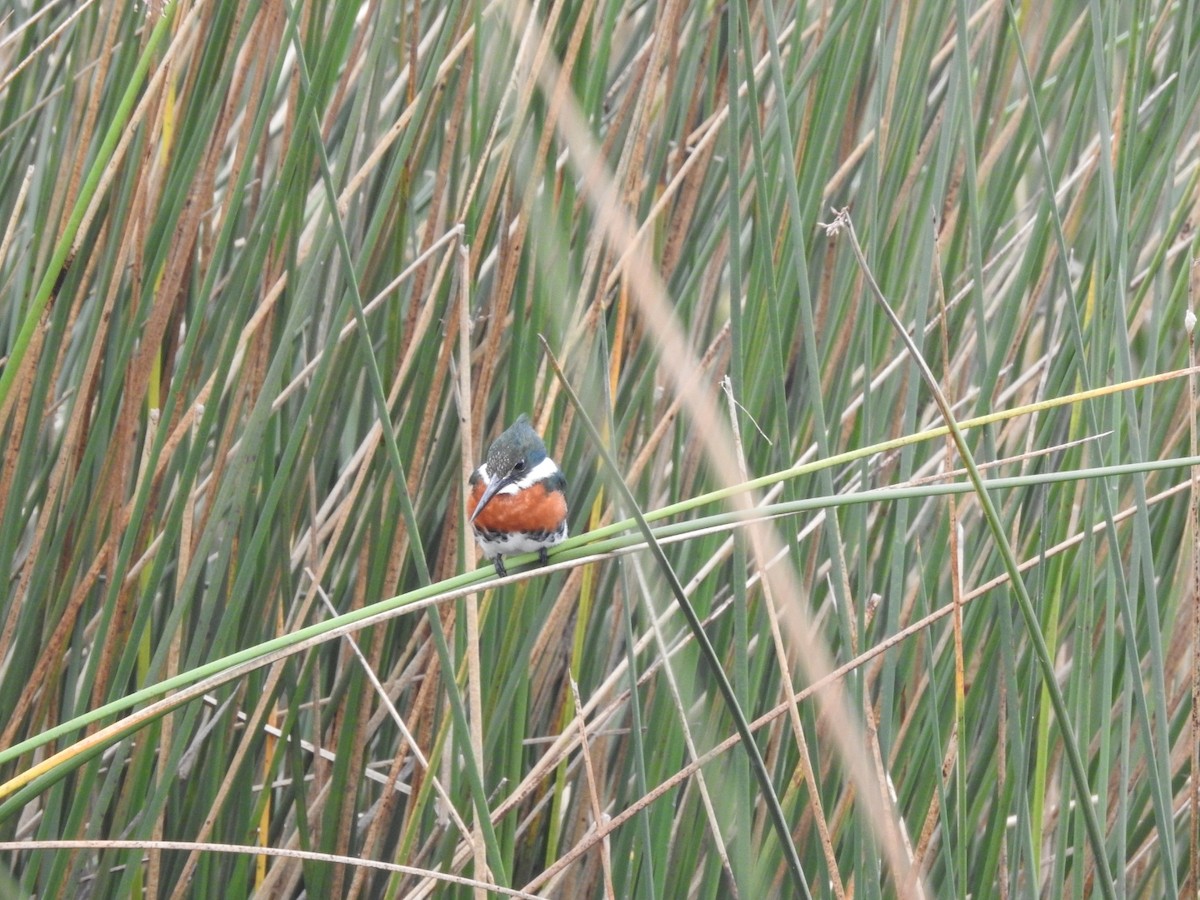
{"left": 470, "top": 477, "right": 507, "bottom": 523}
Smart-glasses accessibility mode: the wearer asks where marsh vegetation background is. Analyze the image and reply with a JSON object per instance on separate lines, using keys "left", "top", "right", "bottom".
{"left": 0, "top": 0, "right": 1199, "bottom": 897}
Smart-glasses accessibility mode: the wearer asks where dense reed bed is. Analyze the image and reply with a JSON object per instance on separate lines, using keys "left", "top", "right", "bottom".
{"left": 1, "top": 1, "right": 1199, "bottom": 896}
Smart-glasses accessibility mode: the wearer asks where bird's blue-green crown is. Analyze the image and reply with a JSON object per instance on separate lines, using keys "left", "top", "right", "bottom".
{"left": 485, "top": 413, "right": 547, "bottom": 475}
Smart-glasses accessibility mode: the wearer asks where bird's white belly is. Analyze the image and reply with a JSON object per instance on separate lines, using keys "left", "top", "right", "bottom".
{"left": 475, "top": 523, "right": 568, "bottom": 558}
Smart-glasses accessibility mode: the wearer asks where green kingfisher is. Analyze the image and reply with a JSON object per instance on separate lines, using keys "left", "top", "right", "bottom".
{"left": 468, "top": 414, "right": 568, "bottom": 576}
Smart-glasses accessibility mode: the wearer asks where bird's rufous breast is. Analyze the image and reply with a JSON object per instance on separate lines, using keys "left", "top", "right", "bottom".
{"left": 468, "top": 481, "right": 567, "bottom": 533}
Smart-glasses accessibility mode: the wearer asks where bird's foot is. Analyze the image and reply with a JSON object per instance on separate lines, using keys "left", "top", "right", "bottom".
{"left": 538, "top": 547, "right": 550, "bottom": 567}
{"left": 492, "top": 556, "right": 507, "bottom": 577}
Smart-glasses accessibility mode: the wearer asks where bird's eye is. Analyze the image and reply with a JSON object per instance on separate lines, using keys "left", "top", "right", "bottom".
{"left": 513, "top": 460, "right": 526, "bottom": 472}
